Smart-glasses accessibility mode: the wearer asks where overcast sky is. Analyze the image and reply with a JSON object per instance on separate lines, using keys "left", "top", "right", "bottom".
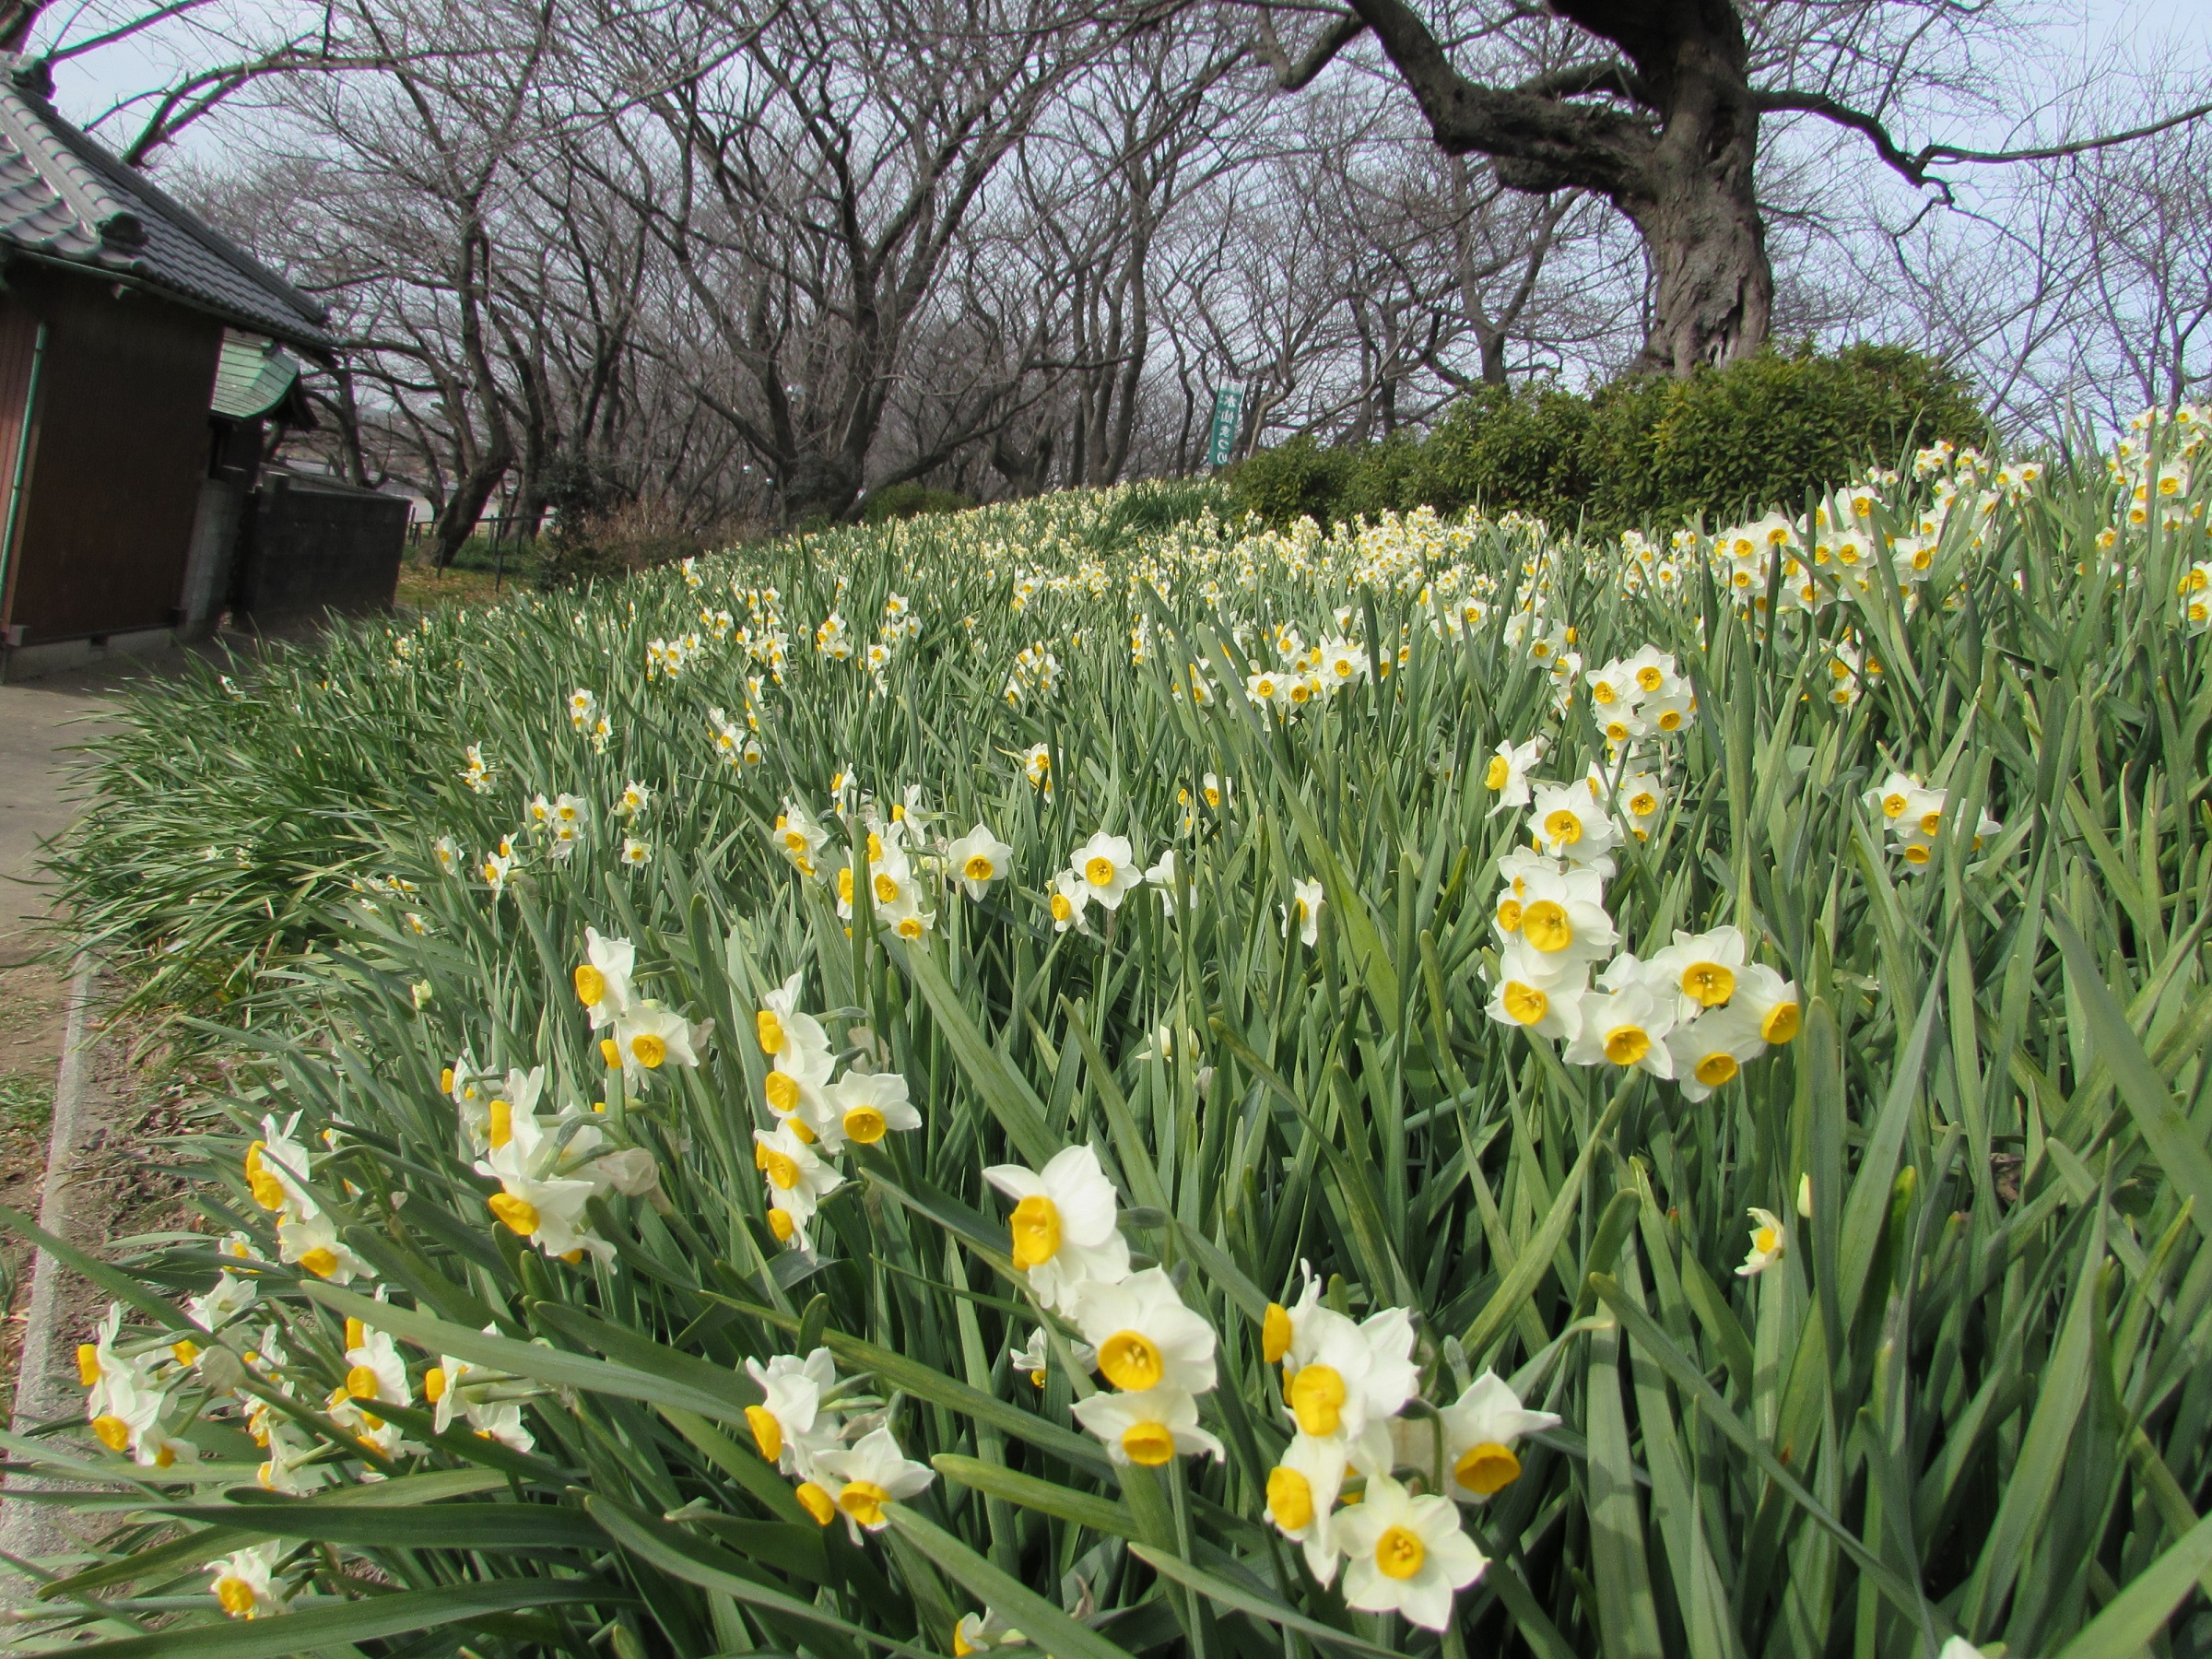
{"left": 29, "top": 0, "right": 2212, "bottom": 150}
{"left": 36, "top": 0, "right": 2212, "bottom": 166}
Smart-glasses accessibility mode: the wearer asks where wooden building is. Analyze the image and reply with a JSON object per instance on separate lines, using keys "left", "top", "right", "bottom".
{"left": 0, "top": 57, "right": 397, "bottom": 680}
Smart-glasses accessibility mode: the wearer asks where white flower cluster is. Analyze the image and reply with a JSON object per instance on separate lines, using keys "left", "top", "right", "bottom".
{"left": 566, "top": 688, "right": 611, "bottom": 750}
{"left": 459, "top": 742, "right": 496, "bottom": 794}
{"left": 1241, "top": 630, "right": 1373, "bottom": 714}
{"left": 742, "top": 1346, "right": 935, "bottom": 1542}
{"left": 1482, "top": 773, "right": 1801, "bottom": 1099}
{"left": 453, "top": 1047, "right": 664, "bottom": 1265}
{"left": 706, "top": 704, "right": 766, "bottom": 769}
{"left": 982, "top": 1146, "right": 1227, "bottom": 1475}
{"left": 1583, "top": 645, "right": 1696, "bottom": 751}
{"left": 1260, "top": 1273, "right": 1559, "bottom": 1629}
{"left": 645, "top": 632, "right": 705, "bottom": 680}
{"left": 1004, "top": 641, "right": 1061, "bottom": 705}
{"left": 1862, "top": 770, "right": 2001, "bottom": 873}
{"left": 752, "top": 971, "right": 921, "bottom": 1249}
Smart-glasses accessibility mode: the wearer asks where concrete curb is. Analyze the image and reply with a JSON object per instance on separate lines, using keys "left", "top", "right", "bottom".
{"left": 0, "top": 954, "right": 99, "bottom": 1569}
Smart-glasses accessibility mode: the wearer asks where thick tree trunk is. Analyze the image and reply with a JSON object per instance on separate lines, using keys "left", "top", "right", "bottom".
{"left": 780, "top": 453, "right": 861, "bottom": 524}
{"left": 1341, "top": 0, "right": 1777, "bottom": 376}
{"left": 433, "top": 449, "right": 512, "bottom": 570}
{"left": 1621, "top": 31, "right": 1771, "bottom": 375}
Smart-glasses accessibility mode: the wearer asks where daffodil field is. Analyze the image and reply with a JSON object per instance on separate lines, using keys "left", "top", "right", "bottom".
{"left": 18, "top": 410, "right": 2212, "bottom": 1659}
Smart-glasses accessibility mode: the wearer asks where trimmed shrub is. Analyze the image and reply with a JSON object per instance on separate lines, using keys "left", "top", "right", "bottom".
{"left": 1229, "top": 345, "right": 1991, "bottom": 532}
{"left": 1583, "top": 344, "right": 1992, "bottom": 527}
{"left": 860, "top": 482, "right": 976, "bottom": 524}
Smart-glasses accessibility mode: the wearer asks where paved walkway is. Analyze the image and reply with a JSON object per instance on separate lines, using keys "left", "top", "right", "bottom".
{"left": 0, "top": 670, "right": 122, "bottom": 950}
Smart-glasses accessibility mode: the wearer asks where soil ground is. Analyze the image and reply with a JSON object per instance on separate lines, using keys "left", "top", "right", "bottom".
{"left": 0, "top": 654, "right": 211, "bottom": 1415}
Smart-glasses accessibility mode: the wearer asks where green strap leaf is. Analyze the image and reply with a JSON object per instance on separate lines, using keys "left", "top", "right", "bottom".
{"left": 1589, "top": 1274, "right": 1941, "bottom": 1638}
{"left": 2051, "top": 912, "right": 2212, "bottom": 1240}
{"left": 1130, "top": 1543, "right": 1401, "bottom": 1657}
{"left": 152, "top": 1500, "right": 606, "bottom": 1548}
{"left": 1464, "top": 1086, "right": 1629, "bottom": 1359}
{"left": 2048, "top": 1509, "right": 2212, "bottom": 1659}
{"left": 36, "top": 1576, "right": 618, "bottom": 1657}
{"left": 301, "top": 1282, "right": 747, "bottom": 1422}
{"left": 886, "top": 935, "right": 1058, "bottom": 1167}
{"left": 883, "top": 1502, "right": 1140, "bottom": 1659}
{"left": 932, "top": 1453, "right": 1139, "bottom": 1538}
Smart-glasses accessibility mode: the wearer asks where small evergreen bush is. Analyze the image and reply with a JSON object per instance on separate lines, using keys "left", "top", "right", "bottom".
{"left": 1229, "top": 345, "right": 1991, "bottom": 531}
{"left": 860, "top": 482, "right": 976, "bottom": 524}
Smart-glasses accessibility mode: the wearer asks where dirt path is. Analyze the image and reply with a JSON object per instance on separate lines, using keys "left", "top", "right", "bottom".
{"left": 0, "top": 655, "right": 216, "bottom": 1572}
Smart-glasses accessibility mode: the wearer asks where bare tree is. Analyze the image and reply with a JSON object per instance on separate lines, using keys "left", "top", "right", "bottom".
{"left": 1248, "top": 0, "right": 2212, "bottom": 376}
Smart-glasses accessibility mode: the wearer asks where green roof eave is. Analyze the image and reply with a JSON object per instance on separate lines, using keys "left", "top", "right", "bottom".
{"left": 210, "top": 328, "right": 300, "bottom": 420}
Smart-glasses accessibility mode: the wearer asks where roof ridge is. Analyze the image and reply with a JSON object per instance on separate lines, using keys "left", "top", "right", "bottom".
{"left": 0, "top": 73, "right": 141, "bottom": 252}
{"left": 14, "top": 85, "right": 332, "bottom": 328}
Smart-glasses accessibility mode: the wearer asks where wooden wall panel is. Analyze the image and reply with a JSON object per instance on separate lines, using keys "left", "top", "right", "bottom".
{"left": 0, "top": 289, "right": 45, "bottom": 633}
{"left": 0, "top": 264, "right": 221, "bottom": 643}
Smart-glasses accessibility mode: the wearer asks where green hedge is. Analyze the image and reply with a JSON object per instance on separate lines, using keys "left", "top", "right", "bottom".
{"left": 860, "top": 482, "right": 977, "bottom": 524}
{"left": 1229, "top": 345, "right": 1991, "bottom": 532}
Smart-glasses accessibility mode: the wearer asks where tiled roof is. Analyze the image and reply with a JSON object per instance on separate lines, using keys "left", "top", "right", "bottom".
{"left": 211, "top": 329, "right": 302, "bottom": 418}
{"left": 0, "top": 58, "right": 333, "bottom": 350}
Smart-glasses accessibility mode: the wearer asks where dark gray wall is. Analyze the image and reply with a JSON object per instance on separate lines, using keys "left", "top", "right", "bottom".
{"left": 233, "top": 472, "right": 406, "bottom": 623}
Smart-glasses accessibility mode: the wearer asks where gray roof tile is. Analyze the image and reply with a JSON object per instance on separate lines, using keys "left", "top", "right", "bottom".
{"left": 0, "top": 60, "right": 333, "bottom": 349}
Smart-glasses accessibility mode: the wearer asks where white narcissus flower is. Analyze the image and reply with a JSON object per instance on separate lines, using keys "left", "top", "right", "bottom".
{"left": 1280, "top": 1305, "right": 1418, "bottom": 1445}
{"left": 573, "top": 928, "right": 635, "bottom": 1030}
{"left": 755, "top": 1124, "right": 844, "bottom": 1247}
{"left": 1333, "top": 1473, "right": 1487, "bottom": 1630}
{"left": 246, "top": 1112, "right": 316, "bottom": 1218}
{"left": 1073, "top": 1267, "right": 1218, "bottom": 1395}
{"left": 208, "top": 1540, "right": 289, "bottom": 1619}
{"left": 764, "top": 1023, "right": 837, "bottom": 1140}
{"left": 185, "top": 1270, "right": 257, "bottom": 1331}
{"left": 1496, "top": 865, "right": 1614, "bottom": 971}
{"left": 755, "top": 970, "right": 813, "bottom": 1057}
{"left": 1527, "top": 782, "right": 1622, "bottom": 868}
{"left": 981, "top": 1145, "right": 1131, "bottom": 1315}
{"left": 1433, "top": 1371, "right": 1561, "bottom": 1503}
{"left": 1647, "top": 925, "right": 1748, "bottom": 1018}
{"left": 1732, "top": 962, "right": 1803, "bottom": 1046}
{"left": 769, "top": 802, "right": 830, "bottom": 873}
{"left": 1008, "top": 1326, "right": 1095, "bottom": 1387}
{"left": 1265, "top": 1430, "right": 1350, "bottom": 1585}
{"left": 1738, "top": 1207, "right": 1787, "bottom": 1277}
{"left": 1561, "top": 972, "right": 1677, "bottom": 1078}
{"left": 1665, "top": 1004, "right": 1770, "bottom": 1100}
{"left": 819, "top": 1426, "right": 934, "bottom": 1542}
{"left": 742, "top": 1347, "right": 842, "bottom": 1483}
{"left": 951, "top": 1607, "right": 1028, "bottom": 1652}
{"left": 482, "top": 1149, "right": 608, "bottom": 1265}
{"left": 1485, "top": 947, "right": 1588, "bottom": 1043}
{"left": 611, "top": 1004, "right": 700, "bottom": 1082}
{"left": 1484, "top": 736, "right": 1545, "bottom": 813}
{"left": 341, "top": 1320, "right": 412, "bottom": 1411}
{"left": 1072, "top": 831, "right": 1141, "bottom": 910}
{"left": 1283, "top": 878, "right": 1324, "bottom": 947}
{"left": 1048, "top": 869, "right": 1091, "bottom": 935}
{"left": 1072, "top": 1384, "right": 1225, "bottom": 1466}
{"left": 1143, "top": 849, "right": 1180, "bottom": 914}
{"left": 822, "top": 1069, "right": 920, "bottom": 1152}
{"left": 619, "top": 836, "right": 652, "bottom": 867}
{"left": 946, "top": 823, "right": 1014, "bottom": 900}
{"left": 276, "top": 1208, "right": 369, "bottom": 1284}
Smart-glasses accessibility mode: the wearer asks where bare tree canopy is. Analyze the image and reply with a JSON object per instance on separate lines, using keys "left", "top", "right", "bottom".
{"left": 1248, "top": 0, "right": 2211, "bottom": 373}
{"left": 16, "top": 0, "right": 2208, "bottom": 535}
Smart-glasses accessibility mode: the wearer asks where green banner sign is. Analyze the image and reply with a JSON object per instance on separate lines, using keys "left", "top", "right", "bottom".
{"left": 1206, "top": 384, "right": 1245, "bottom": 468}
